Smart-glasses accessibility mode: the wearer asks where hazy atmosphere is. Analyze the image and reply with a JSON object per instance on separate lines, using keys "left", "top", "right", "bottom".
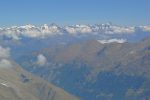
{"left": 0, "top": 0, "right": 150, "bottom": 100}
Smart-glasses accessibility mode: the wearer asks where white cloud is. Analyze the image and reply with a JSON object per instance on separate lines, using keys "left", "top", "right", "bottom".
{"left": 97, "top": 39, "right": 126, "bottom": 44}
{"left": 65, "top": 25, "right": 92, "bottom": 35}
{"left": 36, "top": 54, "right": 47, "bottom": 66}
{"left": 0, "top": 23, "right": 150, "bottom": 39}
{"left": 0, "top": 46, "right": 12, "bottom": 68}
{"left": 0, "top": 59, "right": 12, "bottom": 68}
{"left": 140, "top": 26, "right": 150, "bottom": 32}
{"left": 0, "top": 46, "right": 10, "bottom": 58}
{"left": 110, "top": 26, "right": 135, "bottom": 34}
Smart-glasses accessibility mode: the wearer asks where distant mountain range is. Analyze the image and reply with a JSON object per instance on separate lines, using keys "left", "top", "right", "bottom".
{"left": 0, "top": 23, "right": 150, "bottom": 40}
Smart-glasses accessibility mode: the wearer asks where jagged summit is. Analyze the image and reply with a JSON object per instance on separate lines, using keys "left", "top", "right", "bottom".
{"left": 0, "top": 23, "right": 150, "bottom": 39}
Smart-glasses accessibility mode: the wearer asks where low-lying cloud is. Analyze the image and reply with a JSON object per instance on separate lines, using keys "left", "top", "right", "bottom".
{"left": 0, "top": 46, "right": 12, "bottom": 68}
{"left": 36, "top": 54, "right": 47, "bottom": 66}
{"left": 0, "top": 46, "right": 10, "bottom": 58}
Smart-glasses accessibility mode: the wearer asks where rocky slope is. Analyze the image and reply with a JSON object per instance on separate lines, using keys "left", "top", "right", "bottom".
{"left": 0, "top": 59, "right": 79, "bottom": 100}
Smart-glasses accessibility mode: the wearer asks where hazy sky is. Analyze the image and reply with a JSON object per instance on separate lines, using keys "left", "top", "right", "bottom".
{"left": 0, "top": 0, "right": 149, "bottom": 26}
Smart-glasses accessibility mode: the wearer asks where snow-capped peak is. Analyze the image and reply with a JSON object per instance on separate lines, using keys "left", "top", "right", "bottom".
{"left": 0, "top": 23, "right": 150, "bottom": 39}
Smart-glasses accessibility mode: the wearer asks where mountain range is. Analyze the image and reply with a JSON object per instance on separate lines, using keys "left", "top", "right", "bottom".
{"left": 15, "top": 37, "right": 150, "bottom": 100}
{"left": 0, "top": 23, "right": 150, "bottom": 40}
{"left": 0, "top": 23, "right": 150, "bottom": 100}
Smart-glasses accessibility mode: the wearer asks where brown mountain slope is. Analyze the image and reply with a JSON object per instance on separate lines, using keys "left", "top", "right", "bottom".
{"left": 0, "top": 60, "right": 79, "bottom": 100}
{"left": 35, "top": 38, "right": 150, "bottom": 79}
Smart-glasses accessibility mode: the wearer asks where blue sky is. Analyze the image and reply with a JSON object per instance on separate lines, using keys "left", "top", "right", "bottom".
{"left": 0, "top": 0, "right": 149, "bottom": 26}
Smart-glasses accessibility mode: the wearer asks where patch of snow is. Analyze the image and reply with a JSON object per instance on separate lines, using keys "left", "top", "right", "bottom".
{"left": 97, "top": 39, "right": 126, "bottom": 44}
{"left": 1, "top": 82, "right": 9, "bottom": 87}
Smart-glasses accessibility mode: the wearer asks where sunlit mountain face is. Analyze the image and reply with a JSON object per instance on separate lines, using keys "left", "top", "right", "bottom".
{"left": 0, "top": 23, "right": 150, "bottom": 100}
